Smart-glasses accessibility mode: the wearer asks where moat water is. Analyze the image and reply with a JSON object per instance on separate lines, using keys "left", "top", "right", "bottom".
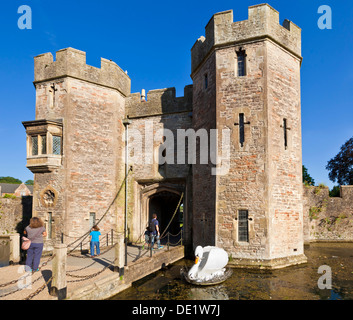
{"left": 111, "top": 243, "right": 353, "bottom": 300}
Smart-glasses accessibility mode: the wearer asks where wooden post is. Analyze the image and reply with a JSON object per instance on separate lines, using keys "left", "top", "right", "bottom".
{"left": 50, "top": 244, "right": 67, "bottom": 300}
{"left": 114, "top": 233, "right": 124, "bottom": 276}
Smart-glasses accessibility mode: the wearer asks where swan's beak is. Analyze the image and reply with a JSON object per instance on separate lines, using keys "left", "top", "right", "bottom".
{"left": 195, "top": 256, "right": 199, "bottom": 264}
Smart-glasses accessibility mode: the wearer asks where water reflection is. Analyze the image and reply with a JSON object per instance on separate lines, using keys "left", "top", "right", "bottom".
{"left": 110, "top": 243, "right": 353, "bottom": 300}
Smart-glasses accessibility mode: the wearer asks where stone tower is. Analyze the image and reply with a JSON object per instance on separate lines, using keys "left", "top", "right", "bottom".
{"left": 191, "top": 4, "right": 307, "bottom": 268}
{"left": 23, "top": 48, "right": 130, "bottom": 248}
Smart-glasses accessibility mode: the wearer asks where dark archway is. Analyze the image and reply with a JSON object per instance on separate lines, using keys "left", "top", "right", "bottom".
{"left": 148, "top": 191, "right": 182, "bottom": 237}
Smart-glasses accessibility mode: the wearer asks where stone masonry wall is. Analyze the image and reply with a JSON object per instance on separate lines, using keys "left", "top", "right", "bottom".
{"left": 125, "top": 87, "right": 192, "bottom": 243}
{"left": 215, "top": 41, "right": 267, "bottom": 260}
{"left": 0, "top": 197, "right": 32, "bottom": 235}
{"left": 303, "top": 185, "right": 353, "bottom": 242}
{"left": 266, "top": 40, "right": 304, "bottom": 259}
{"left": 191, "top": 51, "right": 217, "bottom": 248}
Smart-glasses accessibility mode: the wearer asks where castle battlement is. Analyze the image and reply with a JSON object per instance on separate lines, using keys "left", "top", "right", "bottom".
{"left": 34, "top": 47, "right": 131, "bottom": 97}
{"left": 126, "top": 85, "right": 193, "bottom": 118}
{"left": 191, "top": 3, "right": 301, "bottom": 74}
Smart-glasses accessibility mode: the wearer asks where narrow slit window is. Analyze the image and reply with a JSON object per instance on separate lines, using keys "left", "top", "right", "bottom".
{"left": 32, "top": 136, "right": 38, "bottom": 156}
{"left": 238, "top": 210, "right": 249, "bottom": 242}
{"left": 48, "top": 212, "right": 53, "bottom": 239}
{"left": 236, "top": 49, "right": 247, "bottom": 77}
{"left": 234, "top": 113, "right": 250, "bottom": 147}
{"left": 89, "top": 212, "right": 96, "bottom": 229}
{"left": 239, "top": 113, "right": 245, "bottom": 147}
{"left": 281, "top": 118, "right": 290, "bottom": 150}
{"left": 283, "top": 119, "right": 288, "bottom": 149}
{"left": 204, "top": 73, "right": 208, "bottom": 89}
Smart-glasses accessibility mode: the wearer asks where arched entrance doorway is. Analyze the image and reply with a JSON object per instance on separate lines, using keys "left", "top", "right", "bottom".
{"left": 148, "top": 191, "right": 182, "bottom": 237}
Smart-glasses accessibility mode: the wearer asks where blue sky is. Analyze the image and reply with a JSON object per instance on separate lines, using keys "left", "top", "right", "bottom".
{"left": 0, "top": 0, "right": 352, "bottom": 188}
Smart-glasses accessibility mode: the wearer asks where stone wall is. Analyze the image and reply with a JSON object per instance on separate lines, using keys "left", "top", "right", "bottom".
{"left": 125, "top": 86, "right": 193, "bottom": 245}
{"left": 0, "top": 197, "right": 32, "bottom": 235}
{"left": 303, "top": 185, "right": 353, "bottom": 242}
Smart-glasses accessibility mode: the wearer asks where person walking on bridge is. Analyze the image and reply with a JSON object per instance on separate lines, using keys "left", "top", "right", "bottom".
{"left": 89, "top": 225, "right": 101, "bottom": 257}
{"left": 150, "top": 213, "right": 163, "bottom": 250}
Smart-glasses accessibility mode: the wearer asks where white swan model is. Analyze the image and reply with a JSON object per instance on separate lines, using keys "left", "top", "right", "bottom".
{"left": 187, "top": 246, "right": 229, "bottom": 282}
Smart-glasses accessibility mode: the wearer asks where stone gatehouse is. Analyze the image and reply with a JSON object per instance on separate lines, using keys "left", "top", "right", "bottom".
{"left": 22, "top": 4, "right": 308, "bottom": 268}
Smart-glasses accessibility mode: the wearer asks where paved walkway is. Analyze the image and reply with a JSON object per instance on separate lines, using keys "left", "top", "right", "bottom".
{"left": 0, "top": 243, "right": 168, "bottom": 300}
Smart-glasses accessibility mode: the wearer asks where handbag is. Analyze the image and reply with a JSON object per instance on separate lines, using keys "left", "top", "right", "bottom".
{"left": 21, "top": 227, "right": 44, "bottom": 250}
{"left": 21, "top": 237, "right": 31, "bottom": 250}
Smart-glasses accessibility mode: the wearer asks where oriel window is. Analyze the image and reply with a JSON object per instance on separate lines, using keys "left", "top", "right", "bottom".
{"left": 236, "top": 49, "right": 247, "bottom": 77}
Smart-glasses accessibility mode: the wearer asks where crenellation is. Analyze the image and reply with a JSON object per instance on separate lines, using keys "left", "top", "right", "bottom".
{"left": 126, "top": 85, "right": 193, "bottom": 118}
{"left": 191, "top": 3, "right": 301, "bottom": 75}
{"left": 34, "top": 47, "right": 131, "bottom": 97}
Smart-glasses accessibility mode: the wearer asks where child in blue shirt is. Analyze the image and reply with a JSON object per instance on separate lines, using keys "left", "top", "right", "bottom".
{"left": 89, "top": 225, "right": 101, "bottom": 257}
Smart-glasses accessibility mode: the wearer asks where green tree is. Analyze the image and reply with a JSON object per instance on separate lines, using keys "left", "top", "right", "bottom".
{"left": 326, "top": 137, "right": 353, "bottom": 185}
{"left": 25, "top": 179, "right": 34, "bottom": 185}
{"left": 0, "top": 176, "right": 22, "bottom": 184}
{"left": 302, "top": 165, "right": 315, "bottom": 186}
{"left": 329, "top": 185, "right": 340, "bottom": 197}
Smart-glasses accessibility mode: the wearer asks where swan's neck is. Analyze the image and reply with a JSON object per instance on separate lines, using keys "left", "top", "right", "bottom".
{"left": 188, "top": 261, "right": 200, "bottom": 279}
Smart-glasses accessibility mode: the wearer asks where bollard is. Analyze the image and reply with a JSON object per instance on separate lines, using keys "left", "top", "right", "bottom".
{"left": 50, "top": 244, "right": 67, "bottom": 300}
{"left": 9, "top": 233, "right": 20, "bottom": 265}
{"left": 113, "top": 233, "right": 124, "bottom": 276}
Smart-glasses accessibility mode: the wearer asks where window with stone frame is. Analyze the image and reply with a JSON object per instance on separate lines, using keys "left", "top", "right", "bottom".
{"left": 236, "top": 48, "right": 247, "bottom": 77}
{"left": 238, "top": 210, "right": 249, "bottom": 242}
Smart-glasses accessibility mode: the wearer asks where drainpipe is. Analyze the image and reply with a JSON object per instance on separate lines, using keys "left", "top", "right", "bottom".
{"left": 122, "top": 117, "right": 131, "bottom": 266}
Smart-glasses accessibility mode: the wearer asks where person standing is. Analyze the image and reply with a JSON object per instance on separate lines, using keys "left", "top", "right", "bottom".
{"left": 23, "top": 217, "right": 47, "bottom": 272}
{"left": 150, "top": 213, "right": 163, "bottom": 250}
{"left": 89, "top": 225, "right": 101, "bottom": 257}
